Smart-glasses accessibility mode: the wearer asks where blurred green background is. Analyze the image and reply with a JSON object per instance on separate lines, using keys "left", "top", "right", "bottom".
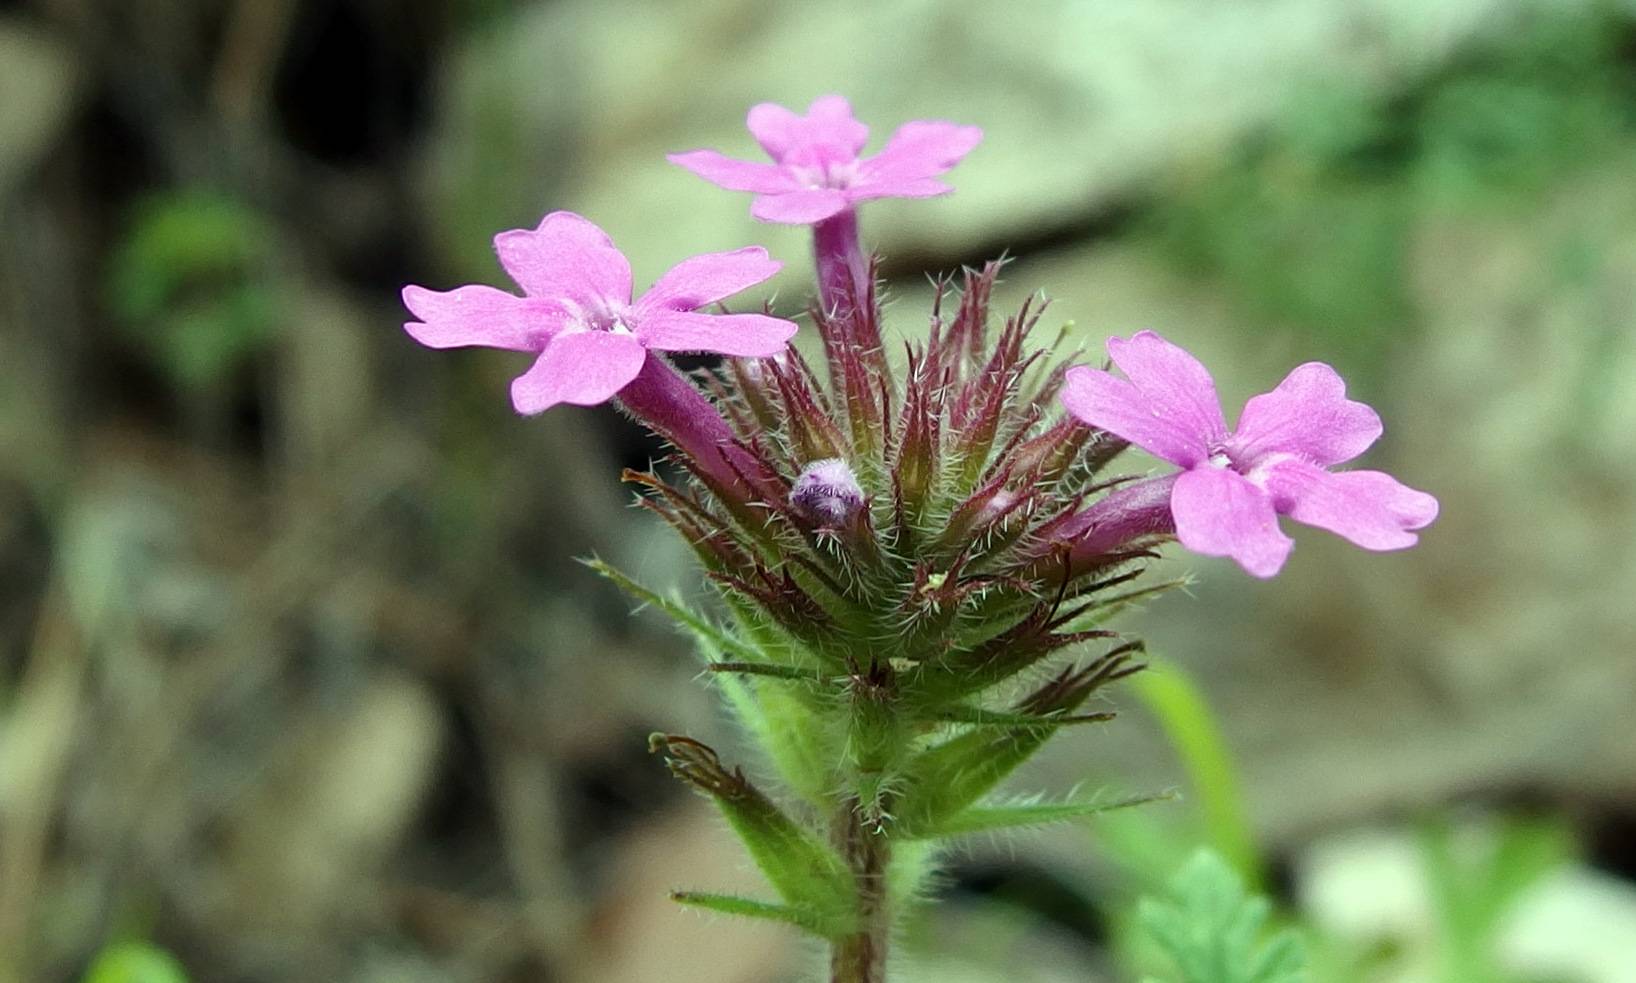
{"left": 2, "top": 0, "right": 1635, "bottom": 980}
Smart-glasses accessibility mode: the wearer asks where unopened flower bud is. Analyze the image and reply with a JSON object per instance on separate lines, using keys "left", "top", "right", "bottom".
{"left": 790, "top": 458, "right": 865, "bottom": 527}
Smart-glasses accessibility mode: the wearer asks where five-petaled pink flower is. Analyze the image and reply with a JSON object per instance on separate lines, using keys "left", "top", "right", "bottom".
{"left": 1061, "top": 331, "right": 1438, "bottom": 578}
{"left": 667, "top": 95, "right": 983, "bottom": 224}
{"left": 402, "top": 211, "right": 797, "bottom": 414}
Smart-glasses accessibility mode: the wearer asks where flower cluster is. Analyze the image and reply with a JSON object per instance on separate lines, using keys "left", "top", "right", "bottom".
{"left": 401, "top": 94, "right": 1437, "bottom": 981}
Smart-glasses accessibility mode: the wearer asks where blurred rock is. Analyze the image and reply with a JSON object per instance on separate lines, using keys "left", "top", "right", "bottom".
{"left": 422, "top": 0, "right": 1583, "bottom": 297}
{"left": 1501, "top": 867, "right": 1636, "bottom": 982}
{"left": 223, "top": 674, "right": 443, "bottom": 931}
{"left": 0, "top": 21, "right": 77, "bottom": 199}
{"left": 1299, "top": 825, "right": 1636, "bottom": 982}
{"left": 278, "top": 287, "right": 378, "bottom": 472}
{"left": 573, "top": 803, "right": 798, "bottom": 983}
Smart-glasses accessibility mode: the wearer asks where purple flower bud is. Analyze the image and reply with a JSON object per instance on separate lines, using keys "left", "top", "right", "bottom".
{"left": 790, "top": 458, "right": 865, "bottom": 527}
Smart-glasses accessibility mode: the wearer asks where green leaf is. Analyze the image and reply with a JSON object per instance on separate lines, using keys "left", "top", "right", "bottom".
{"left": 1136, "top": 850, "right": 1306, "bottom": 983}
{"left": 582, "top": 558, "right": 761, "bottom": 664}
{"left": 737, "top": 674, "right": 840, "bottom": 808}
{"left": 1068, "top": 578, "right": 1191, "bottom": 626}
{"left": 1130, "top": 663, "right": 1261, "bottom": 888}
{"left": 891, "top": 722, "right": 1056, "bottom": 839}
{"left": 920, "top": 704, "right": 1117, "bottom": 728}
{"left": 649, "top": 734, "right": 853, "bottom": 937}
{"left": 83, "top": 942, "right": 189, "bottom": 983}
{"left": 893, "top": 659, "right": 1132, "bottom": 838}
{"left": 1419, "top": 816, "right": 1571, "bottom": 977}
{"left": 670, "top": 891, "right": 832, "bottom": 936}
{"left": 918, "top": 790, "right": 1176, "bottom": 838}
{"left": 706, "top": 661, "right": 833, "bottom": 682}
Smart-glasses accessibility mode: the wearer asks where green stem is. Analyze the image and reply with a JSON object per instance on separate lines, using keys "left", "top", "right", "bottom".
{"left": 1129, "top": 664, "right": 1262, "bottom": 890}
{"left": 829, "top": 799, "right": 891, "bottom": 983}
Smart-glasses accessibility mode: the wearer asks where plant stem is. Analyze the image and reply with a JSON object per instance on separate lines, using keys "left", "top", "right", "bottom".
{"left": 813, "top": 208, "right": 866, "bottom": 318}
{"left": 830, "top": 798, "right": 891, "bottom": 983}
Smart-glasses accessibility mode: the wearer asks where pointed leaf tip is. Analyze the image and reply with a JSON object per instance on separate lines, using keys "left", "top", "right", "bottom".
{"left": 650, "top": 735, "right": 853, "bottom": 935}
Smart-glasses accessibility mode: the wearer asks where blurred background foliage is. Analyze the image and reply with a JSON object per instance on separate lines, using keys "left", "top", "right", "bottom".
{"left": 1, "top": 0, "right": 1634, "bottom": 980}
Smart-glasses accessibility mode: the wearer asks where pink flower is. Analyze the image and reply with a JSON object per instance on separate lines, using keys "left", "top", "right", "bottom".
{"left": 667, "top": 95, "right": 982, "bottom": 224}
{"left": 1061, "top": 331, "right": 1438, "bottom": 578}
{"left": 402, "top": 211, "right": 797, "bottom": 414}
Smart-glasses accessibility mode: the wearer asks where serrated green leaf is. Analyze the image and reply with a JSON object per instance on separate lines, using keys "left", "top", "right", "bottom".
{"left": 740, "top": 676, "right": 840, "bottom": 808}
{"left": 670, "top": 890, "right": 831, "bottom": 936}
{"left": 920, "top": 704, "right": 1117, "bottom": 729}
{"left": 890, "top": 724, "right": 1057, "bottom": 838}
{"left": 650, "top": 735, "right": 852, "bottom": 937}
{"left": 915, "top": 790, "right": 1175, "bottom": 839}
{"left": 668, "top": 608, "right": 839, "bottom": 809}
{"left": 893, "top": 660, "right": 1123, "bottom": 837}
{"left": 1069, "top": 578, "right": 1191, "bottom": 626}
{"left": 582, "top": 558, "right": 760, "bottom": 663}
{"left": 707, "top": 661, "right": 833, "bottom": 682}
{"left": 1136, "top": 849, "right": 1306, "bottom": 983}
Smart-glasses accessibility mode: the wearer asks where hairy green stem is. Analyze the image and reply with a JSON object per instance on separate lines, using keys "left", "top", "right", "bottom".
{"left": 830, "top": 798, "right": 891, "bottom": 983}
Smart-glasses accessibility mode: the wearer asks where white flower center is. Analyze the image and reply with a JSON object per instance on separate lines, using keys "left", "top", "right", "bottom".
{"left": 785, "top": 152, "right": 858, "bottom": 191}
{"left": 565, "top": 297, "right": 637, "bottom": 335}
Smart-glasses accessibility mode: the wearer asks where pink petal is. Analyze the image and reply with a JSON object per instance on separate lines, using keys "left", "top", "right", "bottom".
{"left": 854, "top": 121, "right": 982, "bottom": 193}
{"left": 666, "top": 150, "right": 799, "bottom": 194}
{"left": 1232, "top": 362, "right": 1382, "bottom": 467}
{"left": 1172, "top": 467, "right": 1293, "bottom": 578}
{"left": 1106, "top": 331, "right": 1229, "bottom": 450}
{"left": 493, "top": 211, "right": 632, "bottom": 307}
{"left": 848, "top": 177, "right": 952, "bottom": 201}
{"left": 746, "top": 96, "right": 869, "bottom": 161}
{"left": 750, "top": 189, "right": 851, "bottom": 224}
{"left": 804, "top": 94, "right": 871, "bottom": 152}
{"left": 509, "top": 330, "right": 646, "bottom": 414}
{"left": 1061, "top": 366, "right": 1212, "bottom": 467}
{"left": 1260, "top": 457, "right": 1439, "bottom": 551}
{"left": 401, "top": 284, "right": 559, "bottom": 351}
{"left": 637, "top": 247, "right": 783, "bottom": 313}
{"left": 745, "top": 102, "right": 804, "bottom": 159}
{"left": 636, "top": 310, "right": 797, "bottom": 357}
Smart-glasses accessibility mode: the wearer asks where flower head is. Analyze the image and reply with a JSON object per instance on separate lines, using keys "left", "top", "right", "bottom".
{"left": 668, "top": 95, "right": 982, "bottom": 224}
{"left": 1061, "top": 331, "right": 1438, "bottom": 577}
{"left": 790, "top": 458, "right": 866, "bottom": 527}
{"left": 402, "top": 211, "right": 797, "bottom": 414}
